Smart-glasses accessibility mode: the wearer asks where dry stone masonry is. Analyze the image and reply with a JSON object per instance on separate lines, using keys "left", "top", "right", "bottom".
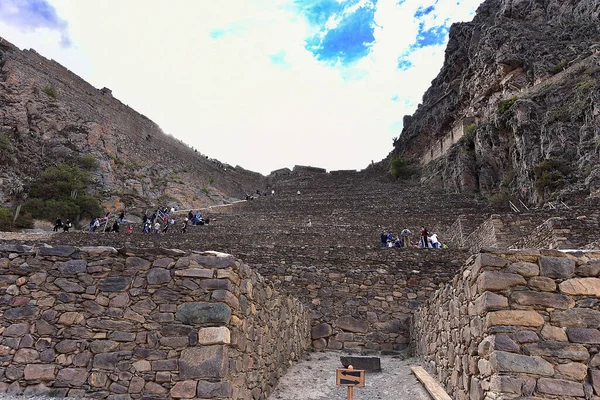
{"left": 413, "top": 249, "right": 600, "bottom": 400}
{"left": 0, "top": 244, "right": 311, "bottom": 399}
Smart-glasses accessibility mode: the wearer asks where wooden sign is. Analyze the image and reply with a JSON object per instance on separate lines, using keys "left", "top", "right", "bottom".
{"left": 336, "top": 368, "right": 365, "bottom": 387}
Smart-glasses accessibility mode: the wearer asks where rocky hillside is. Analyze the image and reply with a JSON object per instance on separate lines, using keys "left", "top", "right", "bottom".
{"left": 387, "top": 0, "right": 600, "bottom": 205}
{"left": 0, "top": 37, "right": 265, "bottom": 214}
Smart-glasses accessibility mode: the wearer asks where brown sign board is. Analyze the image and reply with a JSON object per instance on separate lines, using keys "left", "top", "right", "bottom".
{"left": 336, "top": 368, "right": 365, "bottom": 387}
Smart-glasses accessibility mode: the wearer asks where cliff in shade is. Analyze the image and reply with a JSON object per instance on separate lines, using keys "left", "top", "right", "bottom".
{"left": 0, "top": 37, "right": 265, "bottom": 213}
{"left": 387, "top": 0, "right": 600, "bottom": 205}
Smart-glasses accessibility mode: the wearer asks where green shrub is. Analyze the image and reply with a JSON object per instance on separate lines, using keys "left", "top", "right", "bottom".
{"left": 463, "top": 124, "right": 477, "bottom": 149}
{"left": 0, "top": 207, "right": 33, "bottom": 231}
{"left": 533, "top": 158, "right": 572, "bottom": 196}
{"left": 550, "top": 62, "right": 567, "bottom": 75}
{"left": 0, "top": 208, "right": 13, "bottom": 231}
{"left": 498, "top": 97, "right": 518, "bottom": 113}
{"left": 488, "top": 191, "right": 513, "bottom": 211}
{"left": 43, "top": 87, "right": 57, "bottom": 99}
{"left": 79, "top": 155, "right": 99, "bottom": 170}
{"left": 390, "top": 157, "right": 418, "bottom": 179}
{"left": 0, "top": 135, "right": 16, "bottom": 165}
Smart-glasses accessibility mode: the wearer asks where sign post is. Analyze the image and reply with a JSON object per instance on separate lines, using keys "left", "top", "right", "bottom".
{"left": 336, "top": 365, "right": 365, "bottom": 400}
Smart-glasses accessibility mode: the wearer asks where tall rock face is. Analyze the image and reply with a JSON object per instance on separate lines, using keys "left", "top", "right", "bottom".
{"left": 0, "top": 37, "right": 265, "bottom": 211}
{"left": 389, "top": 0, "right": 600, "bottom": 204}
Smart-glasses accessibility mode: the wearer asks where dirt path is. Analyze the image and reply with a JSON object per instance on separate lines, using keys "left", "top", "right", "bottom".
{"left": 270, "top": 351, "right": 431, "bottom": 400}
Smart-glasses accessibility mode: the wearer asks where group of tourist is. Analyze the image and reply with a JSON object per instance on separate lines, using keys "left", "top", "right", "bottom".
{"left": 53, "top": 218, "right": 72, "bottom": 232}
{"left": 380, "top": 227, "right": 446, "bottom": 249}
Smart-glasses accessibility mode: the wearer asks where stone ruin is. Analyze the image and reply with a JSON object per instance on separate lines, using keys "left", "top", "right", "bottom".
{"left": 1, "top": 171, "right": 599, "bottom": 399}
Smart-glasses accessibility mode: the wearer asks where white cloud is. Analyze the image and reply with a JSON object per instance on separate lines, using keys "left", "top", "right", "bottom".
{"left": 0, "top": 0, "right": 483, "bottom": 175}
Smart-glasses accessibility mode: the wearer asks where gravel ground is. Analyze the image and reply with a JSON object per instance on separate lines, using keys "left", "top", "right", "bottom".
{"left": 270, "top": 351, "right": 432, "bottom": 400}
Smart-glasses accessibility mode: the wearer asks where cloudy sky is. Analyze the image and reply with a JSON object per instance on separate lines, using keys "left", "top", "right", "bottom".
{"left": 0, "top": 0, "right": 484, "bottom": 175}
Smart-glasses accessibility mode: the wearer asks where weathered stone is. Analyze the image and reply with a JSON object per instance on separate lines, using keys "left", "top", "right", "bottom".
{"left": 514, "top": 330, "right": 539, "bottom": 343}
{"left": 171, "top": 380, "right": 197, "bottom": 399}
{"left": 38, "top": 246, "right": 76, "bottom": 257}
{"left": 14, "top": 349, "right": 38, "bottom": 363}
{"left": 486, "top": 310, "right": 544, "bottom": 327}
{"left": 72, "top": 351, "right": 92, "bottom": 367}
{"left": 196, "top": 380, "right": 233, "bottom": 398}
{"left": 591, "top": 369, "right": 600, "bottom": 396}
{"left": 474, "top": 292, "right": 508, "bottom": 314}
{"left": 578, "top": 261, "right": 600, "bottom": 277}
{"left": 524, "top": 341, "right": 589, "bottom": 361}
{"left": 145, "top": 381, "right": 167, "bottom": 394}
{"left": 472, "top": 254, "right": 509, "bottom": 280}
{"left": 551, "top": 309, "right": 600, "bottom": 328}
{"left": 191, "top": 252, "right": 235, "bottom": 269}
{"left": 211, "top": 289, "right": 239, "bottom": 309}
{"left": 506, "top": 261, "right": 539, "bottom": 277}
{"left": 556, "top": 362, "right": 588, "bottom": 380}
{"left": 199, "top": 279, "right": 232, "bottom": 291}
{"left": 528, "top": 276, "right": 557, "bottom": 291}
{"left": 109, "top": 382, "right": 128, "bottom": 394}
{"left": 311, "top": 323, "right": 333, "bottom": 339}
{"left": 160, "top": 324, "right": 195, "bottom": 337}
{"left": 539, "top": 256, "right": 575, "bottom": 279}
{"left": 125, "top": 257, "right": 151, "bottom": 270}
{"left": 328, "top": 338, "right": 343, "bottom": 350}
{"left": 477, "top": 272, "right": 526, "bottom": 293}
{"left": 55, "top": 339, "right": 80, "bottom": 353}
{"left": 88, "top": 371, "right": 108, "bottom": 387}
{"left": 99, "top": 277, "right": 131, "bottom": 292}
{"left": 198, "top": 327, "right": 231, "bottom": 345}
{"left": 54, "top": 278, "right": 85, "bottom": 293}
{"left": 340, "top": 356, "right": 381, "bottom": 372}
{"left": 4, "top": 323, "right": 29, "bottom": 337}
{"left": 129, "top": 376, "right": 144, "bottom": 393}
{"left": 312, "top": 338, "right": 327, "bottom": 349}
{"left": 175, "top": 302, "right": 231, "bottom": 325}
{"left": 58, "top": 311, "right": 85, "bottom": 325}
{"left": 147, "top": 268, "right": 172, "bottom": 285}
{"left": 153, "top": 257, "right": 174, "bottom": 268}
{"left": 179, "top": 346, "right": 228, "bottom": 379}
{"left": 478, "top": 335, "right": 520, "bottom": 357}
{"left": 541, "top": 325, "right": 568, "bottom": 341}
{"left": 537, "top": 378, "right": 584, "bottom": 397}
{"left": 336, "top": 316, "right": 369, "bottom": 333}
{"left": 489, "top": 351, "right": 553, "bottom": 376}
{"left": 566, "top": 327, "right": 600, "bottom": 343}
{"left": 151, "top": 359, "right": 178, "bottom": 371}
{"left": 58, "top": 260, "right": 87, "bottom": 276}
{"left": 109, "top": 292, "right": 130, "bottom": 308}
{"left": 132, "top": 360, "right": 151, "bottom": 372}
{"left": 489, "top": 375, "right": 526, "bottom": 394}
{"left": 90, "top": 340, "right": 120, "bottom": 353}
{"left": 109, "top": 331, "right": 136, "bottom": 342}
{"left": 174, "top": 268, "right": 214, "bottom": 278}
{"left": 87, "top": 318, "right": 136, "bottom": 331}
{"left": 93, "top": 351, "right": 132, "bottom": 369}
{"left": 559, "top": 278, "right": 600, "bottom": 296}
{"left": 56, "top": 368, "right": 88, "bottom": 386}
{"left": 510, "top": 290, "right": 573, "bottom": 309}
{"left": 23, "top": 364, "right": 56, "bottom": 381}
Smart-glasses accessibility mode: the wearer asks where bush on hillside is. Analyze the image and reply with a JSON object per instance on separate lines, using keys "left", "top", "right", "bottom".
{"left": 43, "top": 87, "right": 57, "bottom": 99}
{"left": 22, "top": 163, "right": 104, "bottom": 223}
{"left": 79, "top": 154, "right": 100, "bottom": 170}
{"left": 498, "top": 97, "right": 518, "bottom": 113}
{"left": 0, "top": 207, "right": 34, "bottom": 232}
{"left": 533, "top": 158, "right": 572, "bottom": 197}
{"left": 390, "top": 157, "right": 418, "bottom": 179}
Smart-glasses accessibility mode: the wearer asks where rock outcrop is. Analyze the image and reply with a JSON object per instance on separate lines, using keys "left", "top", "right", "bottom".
{"left": 0, "top": 37, "right": 265, "bottom": 212}
{"left": 388, "top": 0, "right": 600, "bottom": 204}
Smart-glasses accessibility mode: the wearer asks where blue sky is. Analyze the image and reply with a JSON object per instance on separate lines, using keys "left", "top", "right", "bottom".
{"left": 0, "top": 0, "right": 484, "bottom": 174}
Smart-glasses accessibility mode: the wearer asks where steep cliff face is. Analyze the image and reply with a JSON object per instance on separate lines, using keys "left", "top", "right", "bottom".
{"left": 0, "top": 37, "right": 265, "bottom": 212}
{"left": 390, "top": 0, "right": 600, "bottom": 205}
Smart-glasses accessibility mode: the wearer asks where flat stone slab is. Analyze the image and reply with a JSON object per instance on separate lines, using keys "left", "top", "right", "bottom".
{"left": 340, "top": 356, "right": 381, "bottom": 372}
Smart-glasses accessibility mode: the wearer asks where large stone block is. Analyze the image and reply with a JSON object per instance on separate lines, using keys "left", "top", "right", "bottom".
{"left": 174, "top": 268, "right": 214, "bottom": 278}
{"left": 524, "top": 341, "right": 589, "bottom": 361}
{"left": 170, "top": 380, "right": 197, "bottom": 399}
{"left": 58, "top": 260, "right": 87, "bottom": 276}
{"left": 486, "top": 310, "right": 544, "bottom": 328}
{"left": 539, "top": 256, "right": 575, "bottom": 278}
{"left": 472, "top": 254, "right": 509, "bottom": 281}
{"left": 592, "top": 369, "right": 600, "bottom": 396}
{"left": 506, "top": 261, "right": 539, "bottom": 277}
{"left": 336, "top": 316, "right": 368, "bottom": 333}
{"left": 510, "top": 291, "right": 573, "bottom": 309}
{"left": 23, "top": 364, "right": 56, "bottom": 381}
{"left": 488, "top": 351, "right": 553, "bottom": 376}
{"left": 474, "top": 292, "right": 508, "bottom": 314}
{"left": 198, "top": 327, "right": 231, "bottom": 345}
{"left": 191, "top": 252, "right": 235, "bottom": 269}
{"left": 196, "top": 380, "right": 233, "bottom": 398}
{"left": 179, "top": 346, "right": 228, "bottom": 379}
{"left": 477, "top": 272, "right": 526, "bottom": 293}
{"left": 4, "top": 305, "right": 39, "bottom": 320}
{"left": 340, "top": 356, "right": 381, "bottom": 372}
{"left": 537, "top": 378, "right": 584, "bottom": 397}
{"left": 54, "top": 278, "right": 85, "bottom": 293}
{"left": 528, "top": 276, "right": 557, "bottom": 292}
{"left": 559, "top": 278, "right": 600, "bottom": 296}
{"left": 4, "top": 323, "right": 29, "bottom": 337}
{"left": 125, "top": 256, "right": 151, "bottom": 270}
{"left": 38, "top": 246, "right": 76, "bottom": 257}
{"left": 175, "top": 302, "right": 231, "bottom": 325}
{"left": 555, "top": 362, "right": 588, "bottom": 380}
{"left": 56, "top": 368, "right": 88, "bottom": 386}
{"left": 147, "top": 268, "right": 172, "bottom": 285}
{"left": 551, "top": 309, "right": 600, "bottom": 328}
{"left": 311, "top": 323, "right": 332, "bottom": 339}
{"left": 566, "top": 327, "right": 600, "bottom": 344}
{"left": 98, "top": 277, "right": 131, "bottom": 292}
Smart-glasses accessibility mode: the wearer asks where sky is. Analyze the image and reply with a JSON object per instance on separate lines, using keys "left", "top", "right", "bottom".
{"left": 0, "top": 0, "right": 484, "bottom": 175}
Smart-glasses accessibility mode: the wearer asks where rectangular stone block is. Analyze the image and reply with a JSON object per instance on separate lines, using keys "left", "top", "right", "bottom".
{"left": 198, "top": 327, "right": 231, "bottom": 345}
{"left": 474, "top": 292, "right": 508, "bottom": 314}
{"left": 524, "top": 341, "right": 589, "bottom": 361}
{"left": 559, "top": 278, "right": 600, "bottom": 296}
{"left": 151, "top": 359, "right": 179, "bottom": 371}
{"left": 174, "top": 268, "right": 214, "bottom": 278}
{"left": 486, "top": 310, "right": 545, "bottom": 328}
{"left": 537, "top": 378, "right": 584, "bottom": 397}
{"left": 539, "top": 256, "right": 575, "bottom": 279}
{"left": 179, "top": 345, "right": 228, "bottom": 379}
{"left": 489, "top": 351, "right": 553, "bottom": 376}
{"left": 477, "top": 272, "right": 526, "bottom": 293}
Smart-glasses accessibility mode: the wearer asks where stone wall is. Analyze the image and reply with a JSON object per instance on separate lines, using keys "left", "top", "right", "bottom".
{"left": 423, "top": 117, "right": 475, "bottom": 165}
{"left": 255, "top": 248, "right": 468, "bottom": 352}
{"left": 413, "top": 249, "right": 600, "bottom": 400}
{"left": 513, "top": 216, "right": 600, "bottom": 251}
{"left": 0, "top": 244, "right": 310, "bottom": 399}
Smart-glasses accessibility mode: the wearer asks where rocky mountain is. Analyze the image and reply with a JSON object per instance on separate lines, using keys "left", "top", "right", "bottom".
{"left": 387, "top": 0, "right": 600, "bottom": 205}
{"left": 0, "top": 37, "right": 266, "bottom": 215}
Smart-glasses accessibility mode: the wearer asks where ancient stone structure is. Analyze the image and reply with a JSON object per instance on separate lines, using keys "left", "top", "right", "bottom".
{"left": 0, "top": 244, "right": 310, "bottom": 399}
{"left": 413, "top": 250, "right": 600, "bottom": 399}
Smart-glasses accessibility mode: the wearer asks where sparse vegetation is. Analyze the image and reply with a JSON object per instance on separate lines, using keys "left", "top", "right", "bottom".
{"left": 390, "top": 157, "right": 418, "bottom": 179}
{"left": 0, "top": 134, "right": 16, "bottom": 165}
{"left": 550, "top": 61, "right": 567, "bottom": 75}
{"left": 79, "top": 154, "right": 99, "bottom": 170}
{"left": 532, "top": 158, "right": 572, "bottom": 197}
{"left": 463, "top": 124, "right": 477, "bottom": 149}
{"left": 498, "top": 97, "right": 518, "bottom": 113}
{"left": 22, "top": 163, "right": 104, "bottom": 223}
{"left": 208, "top": 176, "right": 215, "bottom": 185}
{"left": 43, "top": 86, "right": 57, "bottom": 99}
{"left": 488, "top": 191, "right": 513, "bottom": 211}
{"left": 0, "top": 207, "right": 34, "bottom": 231}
